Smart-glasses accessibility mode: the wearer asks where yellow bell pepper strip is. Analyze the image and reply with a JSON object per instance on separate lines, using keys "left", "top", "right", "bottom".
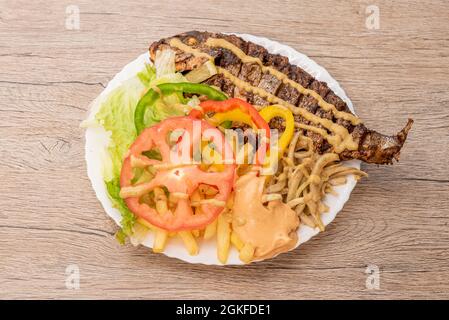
{"left": 259, "top": 105, "right": 295, "bottom": 159}
{"left": 206, "top": 104, "right": 295, "bottom": 161}
{"left": 190, "top": 98, "right": 270, "bottom": 138}
{"left": 208, "top": 108, "right": 255, "bottom": 129}
{"left": 190, "top": 98, "right": 271, "bottom": 165}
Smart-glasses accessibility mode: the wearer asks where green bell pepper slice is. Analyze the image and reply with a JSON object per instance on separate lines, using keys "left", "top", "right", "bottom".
{"left": 134, "top": 82, "right": 227, "bottom": 134}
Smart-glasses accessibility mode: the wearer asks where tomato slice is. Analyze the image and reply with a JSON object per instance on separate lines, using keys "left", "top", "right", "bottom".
{"left": 120, "top": 116, "right": 235, "bottom": 232}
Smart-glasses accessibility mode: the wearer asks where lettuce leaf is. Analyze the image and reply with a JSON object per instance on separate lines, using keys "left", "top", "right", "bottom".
{"left": 155, "top": 49, "right": 176, "bottom": 77}
{"left": 94, "top": 67, "right": 155, "bottom": 243}
{"left": 143, "top": 93, "right": 185, "bottom": 128}
{"left": 94, "top": 53, "right": 190, "bottom": 243}
{"left": 106, "top": 178, "right": 135, "bottom": 244}
{"left": 96, "top": 77, "right": 149, "bottom": 180}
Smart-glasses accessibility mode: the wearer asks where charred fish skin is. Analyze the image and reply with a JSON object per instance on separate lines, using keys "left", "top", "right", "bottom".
{"left": 340, "top": 119, "right": 414, "bottom": 164}
{"left": 149, "top": 31, "right": 413, "bottom": 165}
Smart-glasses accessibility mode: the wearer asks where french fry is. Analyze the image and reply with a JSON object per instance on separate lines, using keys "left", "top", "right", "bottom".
{"left": 130, "top": 222, "right": 149, "bottom": 246}
{"left": 239, "top": 243, "right": 255, "bottom": 263}
{"left": 169, "top": 192, "right": 189, "bottom": 203}
{"left": 137, "top": 218, "right": 156, "bottom": 231}
{"left": 198, "top": 183, "right": 219, "bottom": 196}
{"left": 190, "top": 188, "right": 201, "bottom": 202}
{"left": 226, "top": 193, "right": 234, "bottom": 209}
{"left": 230, "top": 232, "right": 244, "bottom": 251}
{"left": 178, "top": 231, "right": 199, "bottom": 255}
{"left": 191, "top": 229, "right": 201, "bottom": 237}
{"left": 136, "top": 218, "right": 168, "bottom": 252}
{"left": 154, "top": 187, "right": 168, "bottom": 214}
{"left": 216, "top": 213, "right": 231, "bottom": 264}
{"left": 203, "top": 218, "right": 218, "bottom": 240}
{"left": 153, "top": 229, "right": 168, "bottom": 253}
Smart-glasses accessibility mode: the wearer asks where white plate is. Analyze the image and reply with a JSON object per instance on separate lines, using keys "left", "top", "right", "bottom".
{"left": 84, "top": 33, "right": 361, "bottom": 265}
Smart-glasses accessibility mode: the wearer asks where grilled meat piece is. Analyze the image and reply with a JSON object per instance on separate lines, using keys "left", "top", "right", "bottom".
{"left": 149, "top": 31, "right": 413, "bottom": 164}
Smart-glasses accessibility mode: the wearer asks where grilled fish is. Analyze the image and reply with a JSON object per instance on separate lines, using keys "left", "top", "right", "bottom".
{"left": 149, "top": 31, "right": 413, "bottom": 165}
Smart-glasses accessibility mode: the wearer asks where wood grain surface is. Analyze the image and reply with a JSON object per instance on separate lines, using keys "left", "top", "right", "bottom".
{"left": 1, "top": 0, "right": 448, "bottom": 300}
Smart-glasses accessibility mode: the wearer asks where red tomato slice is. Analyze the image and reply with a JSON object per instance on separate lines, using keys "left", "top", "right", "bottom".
{"left": 120, "top": 116, "right": 235, "bottom": 232}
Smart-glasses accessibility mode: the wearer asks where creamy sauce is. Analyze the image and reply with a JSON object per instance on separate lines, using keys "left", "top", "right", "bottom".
{"left": 205, "top": 38, "right": 360, "bottom": 125}
{"left": 168, "top": 38, "right": 359, "bottom": 153}
{"left": 231, "top": 171, "right": 299, "bottom": 260}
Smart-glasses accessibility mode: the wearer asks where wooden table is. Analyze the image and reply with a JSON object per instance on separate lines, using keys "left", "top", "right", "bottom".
{"left": 1, "top": 0, "right": 448, "bottom": 299}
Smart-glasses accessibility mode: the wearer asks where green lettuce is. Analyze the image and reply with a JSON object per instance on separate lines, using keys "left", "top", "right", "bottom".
{"left": 96, "top": 68, "right": 153, "bottom": 180}
{"left": 94, "top": 56, "right": 190, "bottom": 243}
{"left": 105, "top": 178, "right": 135, "bottom": 244}
{"left": 94, "top": 66, "right": 155, "bottom": 243}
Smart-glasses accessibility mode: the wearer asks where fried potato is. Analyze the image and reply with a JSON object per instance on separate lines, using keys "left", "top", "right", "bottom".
{"left": 203, "top": 218, "right": 218, "bottom": 240}
{"left": 153, "top": 229, "right": 168, "bottom": 253}
{"left": 230, "top": 232, "right": 244, "bottom": 251}
{"left": 137, "top": 218, "right": 156, "bottom": 231}
{"left": 216, "top": 213, "right": 231, "bottom": 264}
{"left": 239, "top": 243, "right": 255, "bottom": 264}
{"left": 178, "top": 231, "right": 199, "bottom": 256}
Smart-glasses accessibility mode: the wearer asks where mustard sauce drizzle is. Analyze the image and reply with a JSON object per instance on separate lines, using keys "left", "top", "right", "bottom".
{"left": 169, "top": 38, "right": 358, "bottom": 152}
{"left": 205, "top": 38, "right": 360, "bottom": 126}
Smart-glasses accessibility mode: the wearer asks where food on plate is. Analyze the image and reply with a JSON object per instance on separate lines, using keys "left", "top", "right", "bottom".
{"left": 83, "top": 31, "right": 412, "bottom": 264}
{"left": 150, "top": 31, "right": 413, "bottom": 164}
{"left": 119, "top": 116, "right": 235, "bottom": 231}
